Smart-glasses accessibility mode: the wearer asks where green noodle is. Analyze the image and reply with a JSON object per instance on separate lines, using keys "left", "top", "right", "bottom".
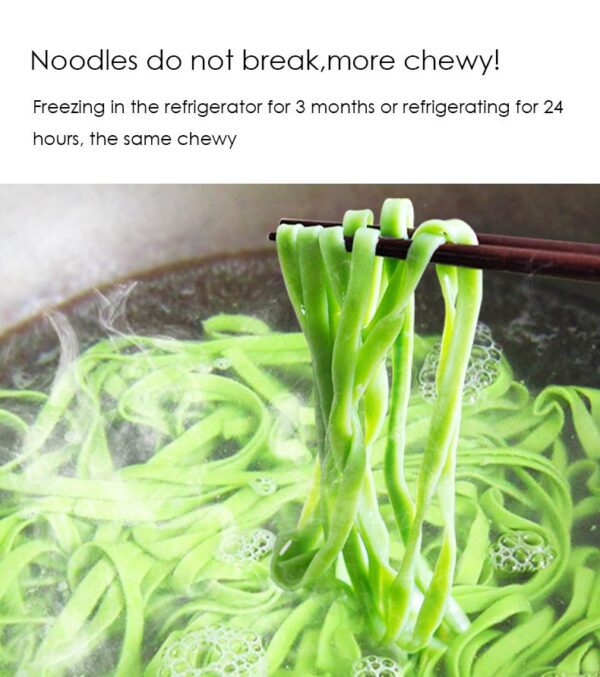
{"left": 0, "top": 198, "right": 597, "bottom": 675}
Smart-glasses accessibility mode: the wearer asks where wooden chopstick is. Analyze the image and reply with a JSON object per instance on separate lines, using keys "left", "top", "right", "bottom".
{"left": 279, "top": 218, "right": 600, "bottom": 256}
{"left": 269, "top": 219, "right": 600, "bottom": 283}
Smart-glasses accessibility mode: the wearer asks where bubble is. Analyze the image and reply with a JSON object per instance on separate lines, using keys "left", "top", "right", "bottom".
{"left": 352, "top": 655, "right": 402, "bottom": 676}
{"left": 156, "top": 625, "right": 265, "bottom": 676}
{"left": 250, "top": 477, "right": 277, "bottom": 496}
{"left": 489, "top": 530, "right": 556, "bottom": 574}
{"left": 419, "top": 323, "right": 502, "bottom": 404}
{"left": 213, "top": 357, "right": 231, "bottom": 371}
{"left": 11, "top": 367, "right": 35, "bottom": 389}
{"left": 216, "top": 528, "right": 276, "bottom": 566}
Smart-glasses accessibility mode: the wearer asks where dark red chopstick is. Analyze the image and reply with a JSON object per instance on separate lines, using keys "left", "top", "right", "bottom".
{"left": 277, "top": 218, "right": 600, "bottom": 257}
{"left": 269, "top": 220, "right": 600, "bottom": 283}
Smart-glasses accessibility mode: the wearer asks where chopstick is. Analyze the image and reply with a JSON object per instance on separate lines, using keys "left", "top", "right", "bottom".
{"left": 269, "top": 219, "right": 600, "bottom": 283}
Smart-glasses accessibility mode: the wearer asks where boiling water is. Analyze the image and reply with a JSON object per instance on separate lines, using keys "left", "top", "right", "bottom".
{"left": 0, "top": 252, "right": 599, "bottom": 676}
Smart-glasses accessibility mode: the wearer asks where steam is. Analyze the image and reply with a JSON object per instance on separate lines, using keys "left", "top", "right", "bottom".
{"left": 46, "top": 310, "right": 79, "bottom": 386}
{"left": 96, "top": 281, "right": 138, "bottom": 337}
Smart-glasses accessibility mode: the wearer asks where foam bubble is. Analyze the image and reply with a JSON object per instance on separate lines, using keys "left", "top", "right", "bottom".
{"left": 489, "top": 530, "right": 556, "bottom": 574}
{"left": 250, "top": 477, "right": 277, "bottom": 496}
{"left": 419, "top": 323, "right": 502, "bottom": 405}
{"left": 352, "top": 654, "right": 402, "bottom": 676}
{"left": 63, "top": 430, "right": 82, "bottom": 443}
{"left": 216, "top": 528, "right": 275, "bottom": 566}
{"left": 213, "top": 357, "right": 231, "bottom": 371}
{"left": 11, "top": 367, "right": 35, "bottom": 389}
{"left": 157, "top": 624, "right": 265, "bottom": 676}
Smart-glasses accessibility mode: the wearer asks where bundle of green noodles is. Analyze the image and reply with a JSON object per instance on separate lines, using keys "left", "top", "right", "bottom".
{"left": 0, "top": 199, "right": 598, "bottom": 676}
{"left": 273, "top": 201, "right": 483, "bottom": 650}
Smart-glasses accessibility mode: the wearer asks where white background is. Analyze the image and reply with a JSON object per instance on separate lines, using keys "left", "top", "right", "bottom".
{"left": 0, "top": 0, "right": 599, "bottom": 183}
